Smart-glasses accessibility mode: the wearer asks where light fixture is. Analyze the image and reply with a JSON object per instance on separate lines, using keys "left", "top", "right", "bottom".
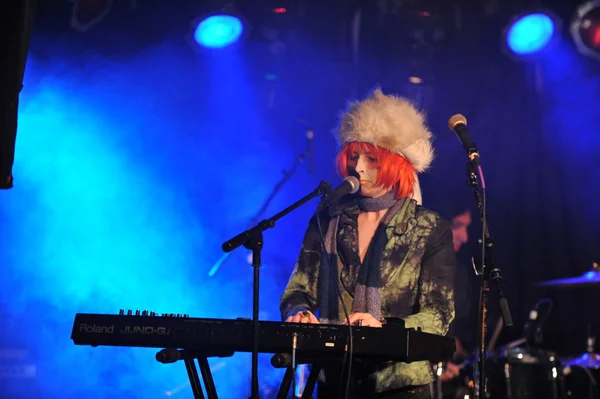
{"left": 502, "top": 9, "right": 562, "bottom": 60}
{"left": 70, "top": 0, "right": 114, "bottom": 33}
{"left": 190, "top": 4, "right": 248, "bottom": 49}
{"left": 571, "top": 0, "right": 600, "bottom": 61}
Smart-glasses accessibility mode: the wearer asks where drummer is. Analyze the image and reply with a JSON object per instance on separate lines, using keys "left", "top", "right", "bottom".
{"left": 440, "top": 209, "right": 475, "bottom": 383}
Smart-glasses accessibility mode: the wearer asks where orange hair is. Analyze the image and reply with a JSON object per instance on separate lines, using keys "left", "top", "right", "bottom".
{"left": 335, "top": 142, "right": 416, "bottom": 200}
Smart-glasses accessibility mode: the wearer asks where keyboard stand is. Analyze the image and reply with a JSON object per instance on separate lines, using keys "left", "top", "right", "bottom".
{"left": 156, "top": 349, "right": 233, "bottom": 399}
{"left": 272, "top": 354, "right": 323, "bottom": 399}
{"left": 301, "top": 364, "right": 321, "bottom": 398}
{"left": 276, "top": 366, "right": 295, "bottom": 399}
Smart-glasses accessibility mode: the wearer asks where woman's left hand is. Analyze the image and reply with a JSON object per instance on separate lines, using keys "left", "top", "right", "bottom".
{"left": 342, "top": 312, "right": 382, "bottom": 327}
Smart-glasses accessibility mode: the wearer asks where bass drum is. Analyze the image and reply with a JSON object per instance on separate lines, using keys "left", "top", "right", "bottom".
{"left": 486, "top": 346, "right": 566, "bottom": 399}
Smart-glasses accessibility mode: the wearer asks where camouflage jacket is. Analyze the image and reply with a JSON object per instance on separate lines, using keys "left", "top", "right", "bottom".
{"left": 280, "top": 198, "right": 456, "bottom": 392}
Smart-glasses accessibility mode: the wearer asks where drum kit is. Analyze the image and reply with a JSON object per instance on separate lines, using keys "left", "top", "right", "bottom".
{"left": 439, "top": 263, "right": 600, "bottom": 399}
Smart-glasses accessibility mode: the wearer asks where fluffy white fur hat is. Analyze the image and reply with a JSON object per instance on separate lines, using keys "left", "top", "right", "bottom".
{"left": 335, "top": 88, "right": 435, "bottom": 204}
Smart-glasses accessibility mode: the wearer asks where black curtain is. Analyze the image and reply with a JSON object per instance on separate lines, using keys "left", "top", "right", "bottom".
{"left": 0, "top": 0, "right": 38, "bottom": 189}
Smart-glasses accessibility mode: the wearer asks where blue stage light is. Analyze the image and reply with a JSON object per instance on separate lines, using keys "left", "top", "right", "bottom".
{"left": 193, "top": 14, "right": 244, "bottom": 49}
{"left": 506, "top": 13, "right": 556, "bottom": 55}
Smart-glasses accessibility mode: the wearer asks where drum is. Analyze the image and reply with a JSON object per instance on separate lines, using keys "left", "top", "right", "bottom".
{"left": 486, "top": 346, "right": 566, "bottom": 399}
{"left": 562, "top": 364, "right": 600, "bottom": 399}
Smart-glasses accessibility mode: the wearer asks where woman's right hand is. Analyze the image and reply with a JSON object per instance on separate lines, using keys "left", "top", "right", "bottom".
{"left": 285, "top": 309, "right": 320, "bottom": 324}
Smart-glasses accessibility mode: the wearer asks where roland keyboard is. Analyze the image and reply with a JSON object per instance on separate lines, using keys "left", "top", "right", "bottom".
{"left": 71, "top": 311, "right": 456, "bottom": 363}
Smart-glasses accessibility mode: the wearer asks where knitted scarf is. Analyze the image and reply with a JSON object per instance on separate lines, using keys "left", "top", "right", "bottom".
{"left": 318, "top": 191, "right": 406, "bottom": 324}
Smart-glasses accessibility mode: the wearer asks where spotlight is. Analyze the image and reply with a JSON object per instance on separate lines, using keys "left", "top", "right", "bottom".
{"left": 502, "top": 9, "right": 561, "bottom": 59}
{"left": 571, "top": 1, "right": 600, "bottom": 61}
{"left": 70, "top": 0, "right": 114, "bottom": 33}
{"left": 190, "top": 4, "right": 247, "bottom": 49}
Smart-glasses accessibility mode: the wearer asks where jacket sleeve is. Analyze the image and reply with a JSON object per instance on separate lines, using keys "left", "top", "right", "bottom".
{"left": 279, "top": 214, "right": 322, "bottom": 321}
{"left": 402, "top": 218, "right": 456, "bottom": 335}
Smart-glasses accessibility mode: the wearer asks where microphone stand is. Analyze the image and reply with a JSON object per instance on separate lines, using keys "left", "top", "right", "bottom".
{"left": 466, "top": 158, "right": 513, "bottom": 399}
{"left": 221, "top": 180, "right": 332, "bottom": 399}
{"left": 208, "top": 145, "right": 312, "bottom": 277}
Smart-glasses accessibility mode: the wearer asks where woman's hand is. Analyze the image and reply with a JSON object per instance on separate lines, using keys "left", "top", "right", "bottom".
{"left": 285, "top": 309, "right": 320, "bottom": 324}
{"left": 342, "top": 312, "right": 382, "bottom": 327}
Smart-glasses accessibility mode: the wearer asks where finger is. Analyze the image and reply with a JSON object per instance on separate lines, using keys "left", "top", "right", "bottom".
{"left": 297, "top": 311, "right": 310, "bottom": 324}
{"left": 344, "top": 314, "right": 362, "bottom": 325}
{"left": 309, "top": 314, "right": 320, "bottom": 324}
{"left": 361, "top": 319, "right": 382, "bottom": 327}
{"left": 344, "top": 313, "right": 362, "bottom": 325}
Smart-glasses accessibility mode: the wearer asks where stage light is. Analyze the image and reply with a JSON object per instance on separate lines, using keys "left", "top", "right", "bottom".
{"left": 504, "top": 11, "right": 559, "bottom": 56}
{"left": 70, "top": 0, "right": 114, "bottom": 33}
{"left": 191, "top": 3, "right": 249, "bottom": 50}
{"left": 193, "top": 14, "right": 244, "bottom": 48}
{"left": 571, "top": 1, "right": 600, "bottom": 61}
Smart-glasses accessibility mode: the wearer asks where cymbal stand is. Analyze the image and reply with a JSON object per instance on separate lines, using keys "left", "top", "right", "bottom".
{"left": 207, "top": 138, "right": 313, "bottom": 277}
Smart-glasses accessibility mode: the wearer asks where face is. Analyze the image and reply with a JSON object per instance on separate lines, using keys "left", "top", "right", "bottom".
{"left": 451, "top": 210, "right": 472, "bottom": 252}
{"left": 348, "top": 150, "right": 388, "bottom": 198}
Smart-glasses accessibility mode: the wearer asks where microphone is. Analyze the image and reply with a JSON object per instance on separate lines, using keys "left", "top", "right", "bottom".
{"left": 306, "top": 128, "right": 314, "bottom": 174}
{"left": 322, "top": 176, "right": 360, "bottom": 206}
{"left": 448, "top": 114, "right": 480, "bottom": 164}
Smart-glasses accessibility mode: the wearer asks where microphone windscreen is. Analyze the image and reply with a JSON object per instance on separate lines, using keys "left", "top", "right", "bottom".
{"left": 345, "top": 176, "right": 360, "bottom": 194}
{"left": 448, "top": 114, "right": 467, "bottom": 131}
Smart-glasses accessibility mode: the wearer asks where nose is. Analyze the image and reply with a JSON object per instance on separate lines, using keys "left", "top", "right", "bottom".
{"left": 355, "top": 155, "right": 366, "bottom": 172}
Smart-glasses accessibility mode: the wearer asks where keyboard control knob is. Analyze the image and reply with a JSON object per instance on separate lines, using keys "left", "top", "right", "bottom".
{"left": 127, "top": 310, "right": 133, "bottom": 315}
{"left": 135, "top": 310, "right": 140, "bottom": 316}
{"left": 119, "top": 309, "right": 124, "bottom": 315}
{"left": 142, "top": 310, "right": 148, "bottom": 316}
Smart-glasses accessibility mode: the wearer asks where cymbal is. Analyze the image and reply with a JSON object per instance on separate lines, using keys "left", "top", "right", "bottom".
{"left": 461, "top": 338, "right": 528, "bottom": 366}
{"left": 562, "top": 352, "right": 600, "bottom": 369}
{"left": 536, "top": 270, "right": 600, "bottom": 287}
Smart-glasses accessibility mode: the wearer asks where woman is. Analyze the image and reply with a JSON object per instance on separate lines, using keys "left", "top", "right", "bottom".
{"left": 280, "top": 88, "right": 456, "bottom": 398}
